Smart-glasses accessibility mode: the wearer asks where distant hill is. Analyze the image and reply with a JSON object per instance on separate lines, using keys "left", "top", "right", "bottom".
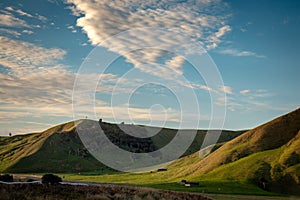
{"left": 169, "top": 108, "right": 300, "bottom": 195}
{"left": 0, "top": 120, "right": 243, "bottom": 173}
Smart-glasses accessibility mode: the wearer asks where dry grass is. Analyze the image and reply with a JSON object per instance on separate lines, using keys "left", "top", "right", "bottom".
{"left": 0, "top": 183, "right": 210, "bottom": 200}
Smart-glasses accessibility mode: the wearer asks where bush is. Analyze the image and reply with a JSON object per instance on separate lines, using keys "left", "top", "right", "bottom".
{"left": 0, "top": 174, "right": 13, "bottom": 182}
{"left": 42, "top": 174, "right": 62, "bottom": 185}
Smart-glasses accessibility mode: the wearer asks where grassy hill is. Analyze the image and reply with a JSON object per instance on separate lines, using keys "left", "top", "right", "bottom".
{"left": 0, "top": 120, "right": 81, "bottom": 172}
{"left": 173, "top": 108, "right": 300, "bottom": 194}
{"left": 61, "top": 108, "right": 300, "bottom": 196}
{"left": 0, "top": 120, "right": 243, "bottom": 173}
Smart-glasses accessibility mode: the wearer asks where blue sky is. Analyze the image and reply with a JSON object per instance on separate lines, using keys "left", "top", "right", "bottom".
{"left": 0, "top": 0, "right": 299, "bottom": 135}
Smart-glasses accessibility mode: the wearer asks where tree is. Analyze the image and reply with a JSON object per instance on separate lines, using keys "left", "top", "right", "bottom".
{"left": 42, "top": 174, "right": 62, "bottom": 185}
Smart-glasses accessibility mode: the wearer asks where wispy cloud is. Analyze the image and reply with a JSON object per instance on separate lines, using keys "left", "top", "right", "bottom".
{"left": 0, "top": 36, "right": 66, "bottom": 73}
{"left": 22, "top": 30, "right": 34, "bottom": 35}
{"left": 240, "top": 89, "right": 251, "bottom": 95}
{"left": 0, "top": 13, "right": 30, "bottom": 27}
{"left": 13, "top": 8, "right": 34, "bottom": 18}
{"left": 207, "top": 25, "right": 231, "bottom": 49}
{"left": 220, "top": 85, "right": 233, "bottom": 94}
{"left": 218, "top": 48, "right": 265, "bottom": 58}
{"left": 5, "top": 6, "right": 47, "bottom": 22}
{"left": 239, "top": 89, "right": 272, "bottom": 98}
{"left": 0, "top": 28, "right": 21, "bottom": 37}
{"left": 216, "top": 88, "right": 288, "bottom": 112}
{"left": 66, "top": 0, "right": 231, "bottom": 78}
{"left": 0, "top": 37, "right": 71, "bottom": 124}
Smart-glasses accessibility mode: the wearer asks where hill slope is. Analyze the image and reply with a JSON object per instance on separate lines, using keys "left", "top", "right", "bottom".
{"left": 0, "top": 120, "right": 81, "bottom": 172}
{"left": 172, "top": 108, "right": 300, "bottom": 195}
{"left": 0, "top": 120, "right": 243, "bottom": 173}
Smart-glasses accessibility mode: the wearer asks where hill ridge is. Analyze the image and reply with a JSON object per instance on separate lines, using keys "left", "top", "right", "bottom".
{"left": 190, "top": 108, "right": 300, "bottom": 175}
{"left": 0, "top": 119, "right": 243, "bottom": 173}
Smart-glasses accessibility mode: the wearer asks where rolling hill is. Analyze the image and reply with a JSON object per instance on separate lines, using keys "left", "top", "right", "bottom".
{"left": 0, "top": 120, "right": 243, "bottom": 173}
{"left": 2, "top": 108, "right": 299, "bottom": 195}
{"left": 170, "top": 108, "right": 300, "bottom": 195}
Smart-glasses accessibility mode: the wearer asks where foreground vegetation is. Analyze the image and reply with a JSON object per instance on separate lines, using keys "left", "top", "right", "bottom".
{"left": 0, "top": 183, "right": 210, "bottom": 200}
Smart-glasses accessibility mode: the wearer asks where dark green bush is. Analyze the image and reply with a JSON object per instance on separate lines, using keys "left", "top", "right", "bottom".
{"left": 42, "top": 174, "right": 62, "bottom": 185}
{"left": 0, "top": 174, "right": 13, "bottom": 182}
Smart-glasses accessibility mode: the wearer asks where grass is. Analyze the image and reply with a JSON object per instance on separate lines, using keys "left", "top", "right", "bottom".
{"left": 145, "top": 181, "right": 284, "bottom": 197}
{"left": 61, "top": 173, "right": 282, "bottom": 196}
{"left": 59, "top": 145, "right": 300, "bottom": 196}
{"left": 0, "top": 121, "right": 80, "bottom": 172}
{"left": 7, "top": 131, "right": 114, "bottom": 173}
{"left": 0, "top": 183, "right": 209, "bottom": 200}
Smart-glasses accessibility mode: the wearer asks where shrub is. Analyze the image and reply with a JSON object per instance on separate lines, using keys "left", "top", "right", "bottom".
{"left": 42, "top": 174, "right": 62, "bottom": 185}
{"left": 0, "top": 174, "right": 13, "bottom": 182}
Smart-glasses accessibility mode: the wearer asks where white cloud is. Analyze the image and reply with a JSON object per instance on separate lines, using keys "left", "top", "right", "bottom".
{"left": 214, "top": 88, "right": 287, "bottom": 113}
{"left": 0, "top": 28, "right": 21, "bottom": 37}
{"left": 5, "top": 7, "right": 14, "bottom": 11}
{"left": 66, "top": 5, "right": 82, "bottom": 16}
{"left": 190, "top": 84, "right": 213, "bottom": 92}
{"left": 2, "top": 6, "right": 47, "bottom": 28}
{"left": 165, "top": 55, "right": 185, "bottom": 75}
{"left": 15, "top": 9, "right": 34, "bottom": 18}
{"left": 240, "top": 89, "right": 250, "bottom": 95}
{"left": 6, "top": 6, "right": 33, "bottom": 18}
{"left": 220, "top": 85, "right": 233, "bottom": 94}
{"left": 22, "top": 30, "right": 34, "bottom": 35}
{"left": 216, "top": 25, "right": 231, "bottom": 38}
{"left": 237, "top": 89, "right": 271, "bottom": 98}
{"left": 0, "top": 36, "right": 66, "bottom": 74}
{"left": 207, "top": 25, "right": 231, "bottom": 49}
{"left": 80, "top": 42, "right": 88, "bottom": 46}
{"left": 36, "top": 14, "right": 47, "bottom": 22}
{"left": 66, "top": 0, "right": 230, "bottom": 78}
{"left": 0, "top": 13, "right": 29, "bottom": 27}
{"left": 0, "top": 37, "right": 73, "bottom": 123}
{"left": 218, "top": 48, "right": 265, "bottom": 58}
{"left": 67, "top": 25, "right": 74, "bottom": 29}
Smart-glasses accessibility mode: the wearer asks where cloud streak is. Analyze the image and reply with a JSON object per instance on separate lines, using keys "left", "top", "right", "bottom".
{"left": 0, "top": 13, "right": 29, "bottom": 27}
{"left": 218, "top": 48, "right": 265, "bottom": 58}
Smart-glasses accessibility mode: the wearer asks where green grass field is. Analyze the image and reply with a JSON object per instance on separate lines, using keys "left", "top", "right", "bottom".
{"left": 60, "top": 172, "right": 282, "bottom": 197}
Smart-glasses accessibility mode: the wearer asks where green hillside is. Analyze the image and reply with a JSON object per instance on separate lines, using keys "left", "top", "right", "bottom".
{"left": 0, "top": 120, "right": 243, "bottom": 173}
{"left": 178, "top": 108, "right": 300, "bottom": 195}
{"left": 0, "top": 120, "right": 81, "bottom": 172}
{"left": 63, "top": 108, "right": 300, "bottom": 196}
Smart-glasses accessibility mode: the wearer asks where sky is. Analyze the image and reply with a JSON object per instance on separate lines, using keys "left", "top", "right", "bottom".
{"left": 0, "top": 0, "right": 299, "bottom": 135}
